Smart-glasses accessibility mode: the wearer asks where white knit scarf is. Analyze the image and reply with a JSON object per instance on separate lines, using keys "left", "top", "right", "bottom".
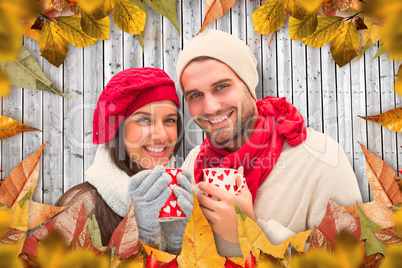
{"left": 85, "top": 145, "right": 176, "bottom": 217}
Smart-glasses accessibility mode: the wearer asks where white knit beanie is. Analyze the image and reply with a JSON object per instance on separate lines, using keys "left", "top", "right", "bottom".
{"left": 176, "top": 29, "right": 258, "bottom": 100}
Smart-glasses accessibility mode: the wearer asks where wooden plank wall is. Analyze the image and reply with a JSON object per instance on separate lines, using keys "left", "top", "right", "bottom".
{"left": 1, "top": 0, "right": 400, "bottom": 205}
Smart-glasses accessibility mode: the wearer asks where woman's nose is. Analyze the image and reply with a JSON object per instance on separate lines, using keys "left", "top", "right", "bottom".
{"left": 151, "top": 121, "right": 169, "bottom": 142}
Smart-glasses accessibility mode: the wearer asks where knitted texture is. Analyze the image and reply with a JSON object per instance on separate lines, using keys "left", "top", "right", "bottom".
{"left": 176, "top": 29, "right": 258, "bottom": 100}
{"left": 93, "top": 67, "right": 180, "bottom": 144}
{"left": 85, "top": 145, "right": 175, "bottom": 217}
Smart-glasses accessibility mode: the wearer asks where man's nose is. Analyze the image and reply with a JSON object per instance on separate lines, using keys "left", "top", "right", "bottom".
{"left": 202, "top": 94, "right": 222, "bottom": 116}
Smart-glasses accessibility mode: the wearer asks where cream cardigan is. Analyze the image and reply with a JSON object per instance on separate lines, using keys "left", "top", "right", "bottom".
{"left": 181, "top": 128, "right": 363, "bottom": 257}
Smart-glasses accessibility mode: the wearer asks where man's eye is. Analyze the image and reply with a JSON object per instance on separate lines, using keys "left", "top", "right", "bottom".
{"left": 190, "top": 93, "right": 202, "bottom": 99}
{"left": 165, "top": 119, "right": 177, "bottom": 123}
{"left": 217, "top": 84, "right": 227, "bottom": 90}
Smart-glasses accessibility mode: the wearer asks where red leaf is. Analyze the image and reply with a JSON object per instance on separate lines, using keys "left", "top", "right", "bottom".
{"left": 0, "top": 228, "right": 25, "bottom": 244}
{"left": 374, "top": 227, "right": 402, "bottom": 246}
{"left": 318, "top": 199, "right": 361, "bottom": 242}
{"left": 361, "top": 253, "right": 384, "bottom": 268}
{"left": 43, "top": 6, "right": 75, "bottom": 19}
{"left": 308, "top": 228, "right": 333, "bottom": 252}
{"left": 19, "top": 253, "right": 39, "bottom": 268}
{"left": 161, "top": 256, "right": 178, "bottom": 268}
{"left": 244, "top": 252, "right": 257, "bottom": 268}
{"left": 398, "top": 169, "right": 402, "bottom": 175}
{"left": 106, "top": 199, "right": 138, "bottom": 259}
{"left": 145, "top": 252, "right": 158, "bottom": 268}
{"left": 22, "top": 200, "right": 87, "bottom": 256}
{"left": 225, "top": 257, "right": 243, "bottom": 268}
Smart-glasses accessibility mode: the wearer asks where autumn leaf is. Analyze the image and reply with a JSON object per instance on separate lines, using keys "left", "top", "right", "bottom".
{"left": 342, "top": 143, "right": 402, "bottom": 228}
{"left": 358, "top": 107, "right": 402, "bottom": 133}
{"left": 131, "top": 0, "right": 145, "bottom": 52}
{"left": 236, "top": 205, "right": 312, "bottom": 259}
{"left": 9, "top": 189, "right": 33, "bottom": 231}
{"left": 357, "top": 205, "right": 387, "bottom": 256}
{"left": 253, "top": 0, "right": 287, "bottom": 34}
{"left": 0, "top": 68, "right": 11, "bottom": 97}
{"left": 356, "top": 38, "right": 374, "bottom": 61}
{"left": 283, "top": 0, "right": 308, "bottom": 20}
{"left": 24, "top": 23, "right": 40, "bottom": 41}
{"left": 38, "top": 22, "right": 68, "bottom": 68}
{"left": 177, "top": 194, "right": 225, "bottom": 267}
{"left": 18, "top": 253, "right": 38, "bottom": 268}
{"left": 395, "top": 64, "right": 402, "bottom": 97}
{"left": 289, "top": 9, "right": 319, "bottom": 40}
{"left": 333, "top": 230, "right": 364, "bottom": 268}
{"left": 302, "top": 15, "right": 343, "bottom": 47}
{"left": 79, "top": 0, "right": 114, "bottom": 20}
{"left": 28, "top": 201, "right": 66, "bottom": 230}
{"left": 141, "top": 243, "right": 176, "bottom": 264}
{"left": 0, "top": 209, "right": 12, "bottom": 237}
{"left": 334, "top": 0, "right": 352, "bottom": 11}
{"left": 55, "top": 16, "right": 97, "bottom": 48}
{"left": 63, "top": 249, "right": 109, "bottom": 268}
{"left": 330, "top": 21, "right": 360, "bottom": 67}
{"left": 0, "top": 227, "right": 26, "bottom": 245}
{"left": 361, "top": 253, "right": 383, "bottom": 268}
{"left": 292, "top": 249, "right": 339, "bottom": 268}
{"left": 44, "top": 6, "right": 76, "bottom": 19}
{"left": 0, "top": 142, "right": 46, "bottom": 207}
{"left": 52, "top": 0, "right": 69, "bottom": 11}
{"left": 317, "top": 199, "right": 361, "bottom": 243}
{"left": 160, "top": 256, "right": 178, "bottom": 268}
{"left": 373, "top": 41, "right": 387, "bottom": 59}
{"left": 0, "top": 244, "right": 25, "bottom": 268}
{"left": 350, "top": 0, "right": 366, "bottom": 12}
{"left": 113, "top": 0, "right": 146, "bottom": 35}
{"left": 0, "top": 10, "right": 23, "bottom": 62}
{"left": 69, "top": 228, "right": 94, "bottom": 250}
{"left": 198, "top": 0, "right": 237, "bottom": 34}
{"left": 85, "top": 209, "right": 105, "bottom": 251}
{"left": 144, "top": 251, "right": 158, "bottom": 268}
{"left": 80, "top": 9, "right": 110, "bottom": 40}
{"left": 106, "top": 199, "right": 139, "bottom": 259}
{"left": 36, "top": 230, "right": 68, "bottom": 268}
{"left": 38, "top": 0, "right": 53, "bottom": 13}
{"left": 382, "top": 11, "right": 402, "bottom": 60}
{"left": 22, "top": 199, "right": 88, "bottom": 256}
{"left": 374, "top": 227, "right": 402, "bottom": 246}
{"left": 0, "top": 115, "right": 41, "bottom": 140}
{"left": 0, "top": 46, "right": 70, "bottom": 97}
{"left": 308, "top": 228, "right": 333, "bottom": 252}
{"left": 144, "top": 0, "right": 180, "bottom": 35}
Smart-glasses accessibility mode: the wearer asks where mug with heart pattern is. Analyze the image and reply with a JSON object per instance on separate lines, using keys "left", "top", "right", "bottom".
{"left": 158, "top": 168, "right": 186, "bottom": 222}
{"left": 202, "top": 168, "right": 246, "bottom": 199}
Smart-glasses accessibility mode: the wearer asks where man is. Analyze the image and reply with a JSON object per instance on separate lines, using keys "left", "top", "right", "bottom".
{"left": 177, "top": 29, "right": 362, "bottom": 258}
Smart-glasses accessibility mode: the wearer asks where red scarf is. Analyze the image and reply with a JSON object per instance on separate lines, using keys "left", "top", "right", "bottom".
{"left": 194, "top": 96, "right": 307, "bottom": 202}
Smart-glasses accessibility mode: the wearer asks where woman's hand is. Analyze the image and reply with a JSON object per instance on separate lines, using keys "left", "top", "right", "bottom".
{"left": 160, "top": 170, "right": 194, "bottom": 252}
{"left": 232, "top": 167, "right": 256, "bottom": 221}
{"left": 126, "top": 165, "right": 172, "bottom": 245}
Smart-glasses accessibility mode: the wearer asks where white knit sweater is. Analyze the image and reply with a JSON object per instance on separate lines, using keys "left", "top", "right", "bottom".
{"left": 85, "top": 145, "right": 175, "bottom": 217}
{"left": 181, "top": 128, "right": 363, "bottom": 257}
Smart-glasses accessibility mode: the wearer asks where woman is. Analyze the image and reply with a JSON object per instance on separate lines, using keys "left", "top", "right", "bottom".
{"left": 56, "top": 68, "right": 193, "bottom": 253}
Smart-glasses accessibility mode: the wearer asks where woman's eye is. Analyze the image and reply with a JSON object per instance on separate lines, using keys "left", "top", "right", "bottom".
{"left": 137, "top": 118, "right": 150, "bottom": 123}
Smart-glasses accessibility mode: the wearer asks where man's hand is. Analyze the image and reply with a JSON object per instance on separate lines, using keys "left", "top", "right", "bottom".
{"left": 197, "top": 181, "right": 239, "bottom": 243}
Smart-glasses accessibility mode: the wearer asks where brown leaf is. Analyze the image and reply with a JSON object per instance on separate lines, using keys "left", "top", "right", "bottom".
{"left": 358, "top": 107, "right": 402, "bottom": 133}
{"left": 267, "top": 32, "right": 275, "bottom": 49}
{"left": 31, "top": 18, "right": 44, "bottom": 30}
{"left": 355, "top": 17, "right": 368, "bottom": 30}
{"left": 199, "top": 0, "right": 237, "bottom": 34}
{"left": 342, "top": 142, "right": 402, "bottom": 228}
{"left": 374, "top": 227, "right": 402, "bottom": 246}
{"left": 0, "top": 143, "right": 46, "bottom": 207}
{"left": 69, "top": 227, "right": 94, "bottom": 250}
{"left": 350, "top": 0, "right": 366, "bottom": 12}
{"left": 360, "top": 253, "right": 383, "bottom": 268}
{"left": 51, "top": 0, "right": 69, "bottom": 11}
{"left": 28, "top": 201, "right": 66, "bottom": 230}
{"left": 19, "top": 253, "right": 39, "bottom": 268}
{"left": 0, "top": 115, "right": 41, "bottom": 141}
{"left": 22, "top": 200, "right": 88, "bottom": 256}
{"left": 334, "top": 0, "right": 352, "bottom": 11}
{"left": 308, "top": 228, "right": 333, "bottom": 252}
{"left": 43, "top": 6, "right": 75, "bottom": 19}
{"left": 318, "top": 199, "right": 361, "bottom": 243}
{"left": 0, "top": 227, "right": 25, "bottom": 244}
{"left": 106, "top": 199, "right": 138, "bottom": 259}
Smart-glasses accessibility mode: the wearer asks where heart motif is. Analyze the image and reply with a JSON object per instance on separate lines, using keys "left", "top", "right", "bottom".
{"left": 224, "top": 170, "right": 230, "bottom": 176}
{"left": 234, "top": 184, "right": 238, "bottom": 191}
{"left": 205, "top": 170, "right": 210, "bottom": 176}
{"left": 209, "top": 178, "right": 213, "bottom": 183}
{"left": 212, "top": 171, "right": 217, "bottom": 176}
{"left": 170, "top": 170, "right": 177, "bottom": 176}
{"left": 163, "top": 206, "right": 170, "bottom": 213}
{"left": 169, "top": 185, "right": 174, "bottom": 190}
{"left": 234, "top": 171, "right": 238, "bottom": 174}
{"left": 215, "top": 184, "right": 220, "bottom": 188}
{"left": 170, "top": 201, "right": 177, "bottom": 207}
{"left": 177, "top": 210, "right": 182, "bottom": 216}
{"left": 217, "top": 174, "right": 224, "bottom": 181}
{"left": 225, "top": 184, "right": 231, "bottom": 191}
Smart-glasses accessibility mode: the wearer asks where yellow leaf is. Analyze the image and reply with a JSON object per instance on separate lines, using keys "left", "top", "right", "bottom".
{"left": 0, "top": 69, "right": 11, "bottom": 97}
{"left": 236, "top": 205, "right": 312, "bottom": 259}
{"left": 356, "top": 38, "right": 373, "bottom": 61}
{"left": 113, "top": 0, "right": 146, "bottom": 34}
{"left": 199, "top": 0, "right": 237, "bottom": 34}
{"left": 0, "top": 244, "right": 24, "bottom": 268}
{"left": 292, "top": 249, "right": 339, "bottom": 268}
{"left": 382, "top": 11, "right": 402, "bottom": 60}
{"left": 24, "top": 23, "right": 39, "bottom": 41}
{"left": 55, "top": 15, "right": 97, "bottom": 48}
{"left": 177, "top": 194, "right": 226, "bottom": 267}
{"left": 302, "top": 15, "right": 343, "bottom": 47}
{"left": 330, "top": 22, "right": 360, "bottom": 67}
{"left": 0, "top": 209, "right": 12, "bottom": 237}
{"left": 396, "top": 64, "right": 402, "bottom": 96}
{"left": 289, "top": 9, "right": 319, "bottom": 40}
{"left": 38, "top": 22, "right": 68, "bottom": 68}
{"left": 283, "top": 0, "right": 307, "bottom": 20}
{"left": 0, "top": 115, "right": 41, "bottom": 141}
{"left": 37, "top": 231, "right": 68, "bottom": 268}
{"left": 253, "top": 0, "right": 287, "bottom": 34}
{"left": 358, "top": 107, "right": 402, "bottom": 133}
{"left": 0, "top": 10, "right": 23, "bottom": 62}
{"left": 141, "top": 242, "right": 176, "bottom": 263}
{"left": 79, "top": 0, "right": 114, "bottom": 19}
{"left": 0, "top": 143, "right": 46, "bottom": 208}
{"left": 9, "top": 189, "right": 32, "bottom": 231}
{"left": 80, "top": 9, "right": 110, "bottom": 40}
{"left": 342, "top": 143, "right": 402, "bottom": 228}
{"left": 28, "top": 201, "right": 66, "bottom": 230}
{"left": 143, "top": 0, "right": 180, "bottom": 35}
{"left": 297, "top": 0, "right": 322, "bottom": 14}
{"left": 61, "top": 249, "right": 109, "bottom": 268}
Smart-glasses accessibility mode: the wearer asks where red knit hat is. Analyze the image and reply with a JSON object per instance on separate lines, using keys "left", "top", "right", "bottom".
{"left": 93, "top": 68, "right": 180, "bottom": 144}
